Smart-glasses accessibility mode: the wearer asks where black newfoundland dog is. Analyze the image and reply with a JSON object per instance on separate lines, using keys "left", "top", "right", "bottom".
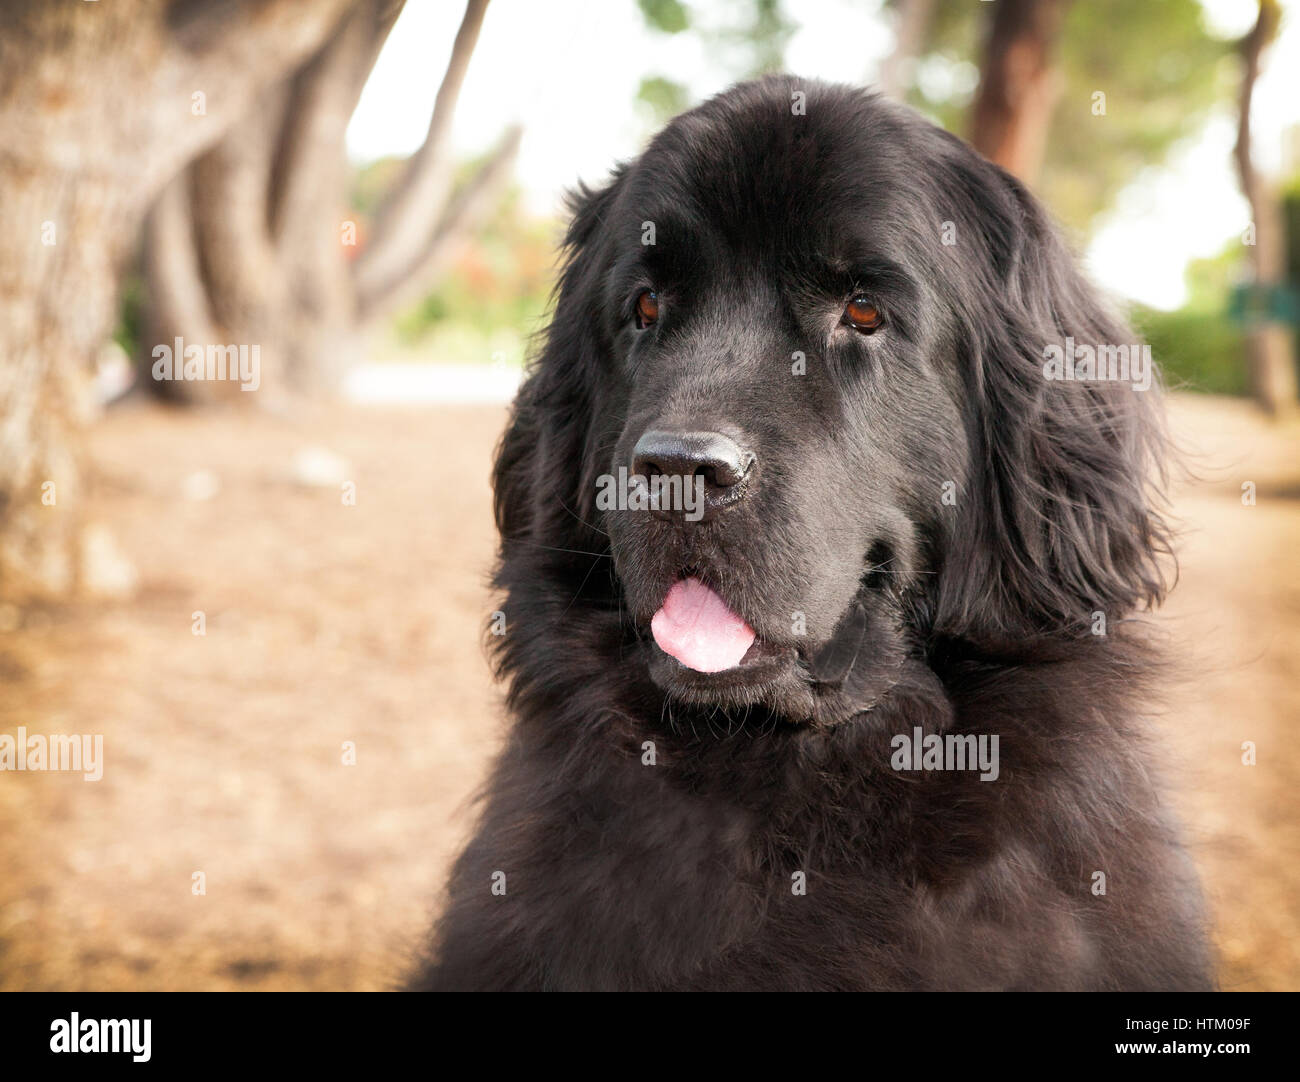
{"left": 412, "top": 77, "right": 1212, "bottom": 991}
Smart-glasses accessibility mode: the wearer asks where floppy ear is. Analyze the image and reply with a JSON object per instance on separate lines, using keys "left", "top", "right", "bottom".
{"left": 492, "top": 171, "right": 626, "bottom": 567}
{"left": 935, "top": 157, "right": 1173, "bottom": 641}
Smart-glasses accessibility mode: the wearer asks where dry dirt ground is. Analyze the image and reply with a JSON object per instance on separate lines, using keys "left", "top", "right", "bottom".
{"left": 0, "top": 393, "right": 1296, "bottom": 991}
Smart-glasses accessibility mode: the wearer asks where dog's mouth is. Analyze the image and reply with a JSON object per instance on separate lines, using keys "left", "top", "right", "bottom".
{"left": 646, "top": 574, "right": 800, "bottom": 687}
{"left": 641, "top": 557, "right": 903, "bottom": 721}
{"left": 650, "top": 577, "right": 758, "bottom": 673}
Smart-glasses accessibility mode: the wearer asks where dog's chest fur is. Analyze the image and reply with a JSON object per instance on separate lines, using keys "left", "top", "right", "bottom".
{"left": 416, "top": 653, "right": 1211, "bottom": 991}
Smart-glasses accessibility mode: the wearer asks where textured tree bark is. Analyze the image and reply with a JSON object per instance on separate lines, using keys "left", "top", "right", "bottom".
{"left": 190, "top": 91, "right": 293, "bottom": 399}
{"left": 1234, "top": 0, "right": 1297, "bottom": 416}
{"left": 141, "top": 2, "right": 399, "bottom": 402}
{"left": 0, "top": 0, "right": 357, "bottom": 599}
{"left": 968, "top": 0, "right": 1070, "bottom": 184}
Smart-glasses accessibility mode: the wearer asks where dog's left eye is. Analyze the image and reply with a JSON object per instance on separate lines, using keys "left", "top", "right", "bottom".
{"left": 634, "top": 290, "right": 659, "bottom": 329}
{"left": 844, "top": 294, "right": 883, "bottom": 334}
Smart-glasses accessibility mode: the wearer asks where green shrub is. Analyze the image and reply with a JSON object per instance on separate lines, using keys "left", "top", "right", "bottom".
{"left": 1130, "top": 304, "right": 1251, "bottom": 397}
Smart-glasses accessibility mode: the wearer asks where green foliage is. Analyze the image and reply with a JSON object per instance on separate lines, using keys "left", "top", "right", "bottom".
{"left": 637, "top": 76, "right": 692, "bottom": 122}
{"left": 1126, "top": 188, "right": 1300, "bottom": 399}
{"left": 1132, "top": 304, "right": 1250, "bottom": 396}
{"left": 634, "top": 0, "right": 795, "bottom": 124}
{"left": 1183, "top": 241, "right": 1248, "bottom": 309}
{"left": 1047, "top": 0, "right": 1233, "bottom": 235}
{"left": 638, "top": 0, "right": 691, "bottom": 34}
{"left": 1284, "top": 181, "right": 1300, "bottom": 284}
{"left": 348, "top": 154, "right": 405, "bottom": 219}
{"left": 387, "top": 204, "right": 556, "bottom": 354}
{"left": 113, "top": 270, "right": 145, "bottom": 361}
{"left": 349, "top": 154, "right": 558, "bottom": 364}
{"left": 718, "top": 0, "right": 796, "bottom": 77}
{"left": 901, "top": 0, "right": 990, "bottom": 129}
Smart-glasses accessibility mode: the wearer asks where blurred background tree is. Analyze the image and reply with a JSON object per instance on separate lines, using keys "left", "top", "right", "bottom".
{"left": 0, "top": 0, "right": 515, "bottom": 599}
{"left": 0, "top": 0, "right": 360, "bottom": 598}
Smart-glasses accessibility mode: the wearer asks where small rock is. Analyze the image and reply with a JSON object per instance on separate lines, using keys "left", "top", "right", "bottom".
{"left": 290, "top": 446, "right": 352, "bottom": 488}
{"left": 181, "top": 470, "right": 221, "bottom": 502}
{"left": 80, "top": 524, "right": 139, "bottom": 599}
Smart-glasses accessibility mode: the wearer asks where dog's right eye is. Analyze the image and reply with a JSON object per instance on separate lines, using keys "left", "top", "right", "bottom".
{"left": 634, "top": 290, "right": 659, "bottom": 329}
{"left": 844, "top": 294, "right": 883, "bottom": 334}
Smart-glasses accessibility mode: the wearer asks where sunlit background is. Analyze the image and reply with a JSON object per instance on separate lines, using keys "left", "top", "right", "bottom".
{"left": 351, "top": 0, "right": 1300, "bottom": 312}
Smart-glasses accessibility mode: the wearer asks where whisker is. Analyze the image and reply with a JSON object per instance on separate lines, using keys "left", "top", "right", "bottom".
{"left": 558, "top": 555, "right": 605, "bottom": 621}
{"left": 557, "top": 499, "right": 611, "bottom": 538}
{"left": 503, "top": 538, "right": 613, "bottom": 559}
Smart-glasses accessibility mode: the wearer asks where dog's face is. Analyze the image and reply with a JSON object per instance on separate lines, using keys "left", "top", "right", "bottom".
{"left": 498, "top": 78, "right": 1169, "bottom": 726}
{"left": 597, "top": 89, "right": 971, "bottom": 719}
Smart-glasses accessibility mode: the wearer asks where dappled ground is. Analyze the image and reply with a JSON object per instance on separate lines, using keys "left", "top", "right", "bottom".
{"left": 0, "top": 393, "right": 1296, "bottom": 991}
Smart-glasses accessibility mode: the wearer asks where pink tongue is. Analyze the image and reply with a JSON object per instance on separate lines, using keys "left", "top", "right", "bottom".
{"left": 651, "top": 577, "right": 756, "bottom": 673}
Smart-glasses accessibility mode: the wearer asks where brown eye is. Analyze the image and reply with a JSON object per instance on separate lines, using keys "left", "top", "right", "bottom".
{"left": 635, "top": 290, "right": 659, "bottom": 328}
{"left": 844, "top": 294, "right": 882, "bottom": 333}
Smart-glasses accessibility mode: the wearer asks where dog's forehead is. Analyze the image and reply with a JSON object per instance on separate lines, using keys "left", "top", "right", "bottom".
{"left": 621, "top": 83, "right": 918, "bottom": 260}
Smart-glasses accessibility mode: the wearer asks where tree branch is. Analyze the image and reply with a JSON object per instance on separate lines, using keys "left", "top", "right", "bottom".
{"left": 352, "top": 0, "right": 492, "bottom": 302}
{"left": 357, "top": 123, "right": 521, "bottom": 323}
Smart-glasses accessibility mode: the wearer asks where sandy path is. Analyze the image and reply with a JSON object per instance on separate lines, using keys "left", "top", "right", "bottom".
{"left": 0, "top": 393, "right": 1295, "bottom": 990}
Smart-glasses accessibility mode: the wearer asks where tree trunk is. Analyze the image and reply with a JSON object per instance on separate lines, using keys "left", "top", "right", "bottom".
{"left": 142, "top": 171, "right": 226, "bottom": 405}
{"left": 190, "top": 94, "right": 293, "bottom": 399}
{"left": 270, "top": 1, "right": 403, "bottom": 391}
{"left": 0, "top": 0, "right": 358, "bottom": 600}
{"left": 352, "top": 0, "right": 493, "bottom": 307}
{"left": 969, "top": 0, "right": 1070, "bottom": 183}
{"left": 1234, "top": 0, "right": 1297, "bottom": 416}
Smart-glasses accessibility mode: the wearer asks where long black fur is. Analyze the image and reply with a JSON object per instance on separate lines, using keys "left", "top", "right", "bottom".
{"left": 410, "top": 77, "right": 1212, "bottom": 991}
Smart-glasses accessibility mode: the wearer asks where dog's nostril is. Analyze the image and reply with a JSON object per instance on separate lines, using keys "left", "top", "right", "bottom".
{"left": 698, "top": 457, "right": 744, "bottom": 489}
{"left": 631, "top": 430, "right": 755, "bottom": 513}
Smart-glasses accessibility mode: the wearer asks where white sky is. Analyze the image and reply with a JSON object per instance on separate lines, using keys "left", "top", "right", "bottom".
{"left": 347, "top": 0, "right": 1300, "bottom": 310}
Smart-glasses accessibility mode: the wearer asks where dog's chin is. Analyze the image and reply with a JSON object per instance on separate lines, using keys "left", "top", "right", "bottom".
{"left": 646, "top": 636, "right": 810, "bottom": 717}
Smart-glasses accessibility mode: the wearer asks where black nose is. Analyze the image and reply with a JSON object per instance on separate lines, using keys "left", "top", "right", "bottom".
{"left": 631, "top": 429, "right": 755, "bottom": 517}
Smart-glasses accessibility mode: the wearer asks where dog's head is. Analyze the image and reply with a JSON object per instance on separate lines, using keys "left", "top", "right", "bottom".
{"left": 495, "top": 77, "right": 1171, "bottom": 725}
